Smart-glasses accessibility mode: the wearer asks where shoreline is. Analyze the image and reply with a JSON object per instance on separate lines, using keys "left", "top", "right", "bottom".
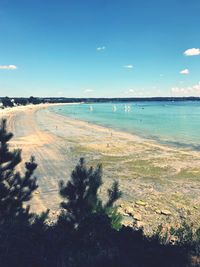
{"left": 0, "top": 102, "right": 81, "bottom": 117}
{"left": 1, "top": 103, "right": 200, "bottom": 232}
{"left": 50, "top": 103, "right": 200, "bottom": 152}
{"left": 48, "top": 104, "right": 200, "bottom": 156}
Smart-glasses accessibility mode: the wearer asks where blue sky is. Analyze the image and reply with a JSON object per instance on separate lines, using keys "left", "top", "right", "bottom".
{"left": 0, "top": 0, "right": 200, "bottom": 97}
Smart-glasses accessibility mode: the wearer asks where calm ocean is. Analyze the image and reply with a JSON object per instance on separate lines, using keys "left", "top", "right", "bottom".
{"left": 50, "top": 101, "right": 200, "bottom": 149}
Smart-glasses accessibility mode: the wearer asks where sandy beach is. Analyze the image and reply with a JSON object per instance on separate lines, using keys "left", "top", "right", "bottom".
{"left": 1, "top": 103, "right": 200, "bottom": 232}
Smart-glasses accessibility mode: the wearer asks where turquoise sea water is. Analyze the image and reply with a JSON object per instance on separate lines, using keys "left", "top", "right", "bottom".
{"left": 50, "top": 101, "right": 200, "bottom": 149}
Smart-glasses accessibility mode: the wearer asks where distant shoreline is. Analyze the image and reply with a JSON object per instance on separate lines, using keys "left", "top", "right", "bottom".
{"left": 0, "top": 102, "right": 81, "bottom": 118}
{"left": 1, "top": 96, "right": 200, "bottom": 106}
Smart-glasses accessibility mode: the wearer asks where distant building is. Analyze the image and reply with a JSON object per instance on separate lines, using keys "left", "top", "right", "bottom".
{"left": 11, "top": 99, "right": 16, "bottom": 106}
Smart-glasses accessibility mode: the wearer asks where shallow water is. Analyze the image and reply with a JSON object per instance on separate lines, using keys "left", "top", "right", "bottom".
{"left": 50, "top": 101, "right": 200, "bottom": 149}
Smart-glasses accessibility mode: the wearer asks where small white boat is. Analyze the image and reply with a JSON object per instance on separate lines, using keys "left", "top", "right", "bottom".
{"left": 125, "top": 105, "right": 131, "bottom": 112}
{"left": 127, "top": 105, "right": 131, "bottom": 112}
{"left": 89, "top": 105, "right": 93, "bottom": 111}
{"left": 113, "top": 105, "right": 117, "bottom": 112}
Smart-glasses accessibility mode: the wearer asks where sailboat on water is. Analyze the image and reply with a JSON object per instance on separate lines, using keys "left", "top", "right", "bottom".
{"left": 113, "top": 105, "right": 117, "bottom": 112}
{"left": 124, "top": 104, "right": 131, "bottom": 112}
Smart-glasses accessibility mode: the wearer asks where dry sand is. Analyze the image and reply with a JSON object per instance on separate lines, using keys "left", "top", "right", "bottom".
{"left": 1, "top": 103, "right": 200, "bottom": 232}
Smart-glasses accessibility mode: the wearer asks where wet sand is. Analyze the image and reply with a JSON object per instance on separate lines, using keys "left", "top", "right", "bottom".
{"left": 1, "top": 104, "right": 200, "bottom": 231}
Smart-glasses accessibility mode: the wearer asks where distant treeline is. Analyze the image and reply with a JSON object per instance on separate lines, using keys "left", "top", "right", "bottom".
{"left": 1, "top": 96, "right": 200, "bottom": 107}
{"left": 0, "top": 96, "right": 44, "bottom": 107}
{"left": 40, "top": 96, "right": 200, "bottom": 103}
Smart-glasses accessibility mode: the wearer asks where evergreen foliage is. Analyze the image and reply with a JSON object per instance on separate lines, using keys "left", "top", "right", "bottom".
{"left": 14, "top": 98, "right": 29, "bottom": 106}
{"left": 2, "top": 97, "right": 14, "bottom": 108}
{"left": 0, "top": 119, "right": 38, "bottom": 222}
{"left": 28, "top": 96, "right": 42, "bottom": 105}
{"left": 59, "top": 157, "right": 122, "bottom": 228}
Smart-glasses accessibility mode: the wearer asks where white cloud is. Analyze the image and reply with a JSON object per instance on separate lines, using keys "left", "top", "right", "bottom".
{"left": 124, "top": 88, "right": 135, "bottom": 95}
{"left": 193, "top": 83, "right": 200, "bottom": 90}
{"left": 124, "top": 88, "right": 149, "bottom": 96}
{"left": 96, "top": 46, "right": 106, "bottom": 51}
{"left": 180, "top": 68, "right": 189, "bottom": 75}
{"left": 171, "top": 82, "right": 200, "bottom": 96}
{"left": 84, "top": 89, "right": 94, "bottom": 93}
{"left": 57, "top": 91, "right": 64, "bottom": 96}
{"left": 0, "top": 65, "right": 17, "bottom": 70}
{"left": 184, "top": 48, "right": 200, "bottom": 56}
{"left": 123, "top": 64, "right": 133, "bottom": 69}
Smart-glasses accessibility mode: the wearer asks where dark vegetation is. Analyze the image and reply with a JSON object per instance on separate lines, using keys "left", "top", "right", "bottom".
{"left": 40, "top": 96, "right": 200, "bottom": 103}
{"left": 0, "top": 96, "right": 44, "bottom": 107}
{"left": 0, "top": 119, "right": 200, "bottom": 266}
{"left": 1, "top": 96, "right": 200, "bottom": 108}
{"left": 1, "top": 97, "right": 14, "bottom": 107}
